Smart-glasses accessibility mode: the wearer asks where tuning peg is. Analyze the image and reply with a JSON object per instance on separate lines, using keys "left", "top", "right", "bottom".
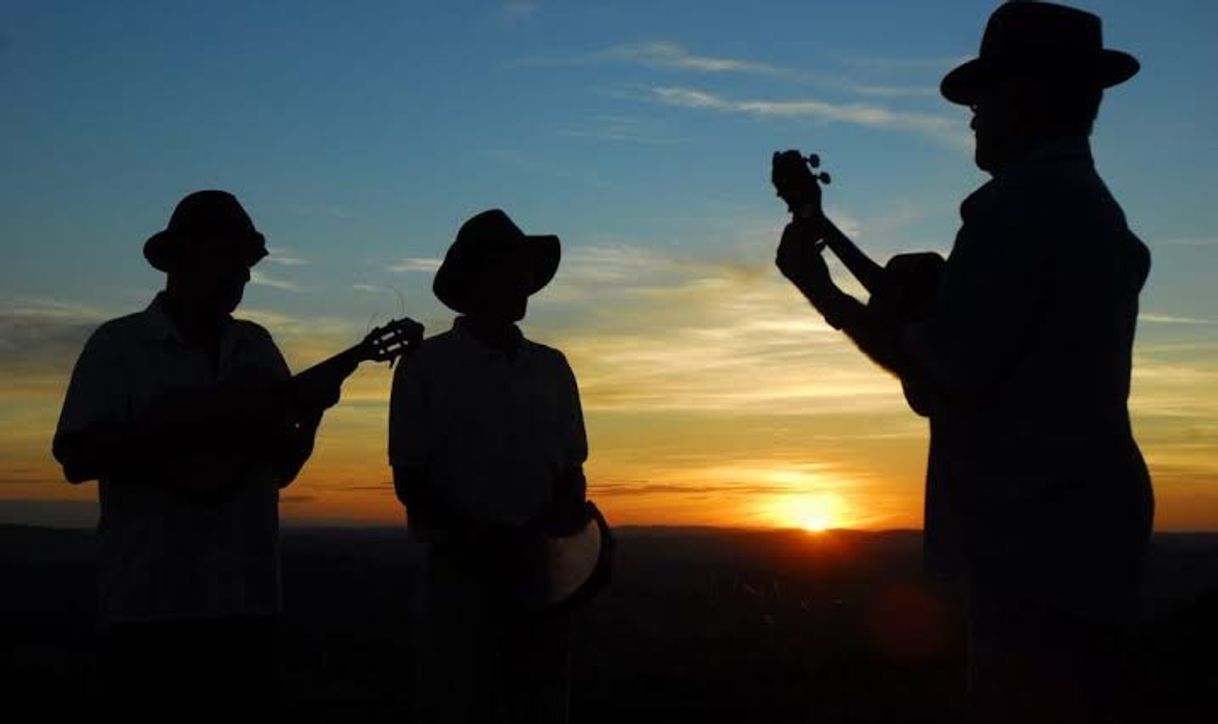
{"left": 807, "top": 153, "right": 821, "bottom": 168}
{"left": 817, "top": 171, "right": 831, "bottom": 185}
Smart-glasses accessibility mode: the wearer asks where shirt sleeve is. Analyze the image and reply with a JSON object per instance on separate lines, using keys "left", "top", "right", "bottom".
{"left": 388, "top": 353, "right": 431, "bottom": 470}
{"left": 255, "top": 327, "right": 292, "bottom": 382}
{"left": 562, "top": 355, "right": 590, "bottom": 469}
{"left": 903, "top": 196, "right": 1050, "bottom": 405}
{"left": 53, "top": 325, "right": 130, "bottom": 478}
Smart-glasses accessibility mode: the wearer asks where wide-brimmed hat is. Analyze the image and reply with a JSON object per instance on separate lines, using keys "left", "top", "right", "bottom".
{"left": 433, "top": 209, "right": 560, "bottom": 314}
{"left": 143, "top": 190, "right": 268, "bottom": 272}
{"left": 941, "top": 1, "right": 1139, "bottom": 106}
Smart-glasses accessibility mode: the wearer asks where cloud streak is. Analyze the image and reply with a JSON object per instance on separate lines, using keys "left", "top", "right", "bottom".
{"left": 595, "top": 42, "right": 941, "bottom": 99}
{"left": 1140, "top": 313, "right": 1217, "bottom": 326}
{"left": 501, "top": 1, "right": 539, "bottom": 21}
{"left": 534, "top": 242, "right": 908, "bottom": 415}
{"left": 250, "top": 270, "right": 305, "bottom": 292}
{"left": 388, "top": 257, "right": 442, "bottom": 273}
{"left": 640, "top": 86, "right": 968, "bottom": 149}
{"left": 264, "top": 245, "right": 309, "bottom": 266}
{"left": 600, "top": 41, "right": 781, "bottom": 74}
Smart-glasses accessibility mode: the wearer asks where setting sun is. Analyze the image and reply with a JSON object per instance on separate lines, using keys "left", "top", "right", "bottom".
{"left": 771, "top": 492, "right": 851, "bottom": 533}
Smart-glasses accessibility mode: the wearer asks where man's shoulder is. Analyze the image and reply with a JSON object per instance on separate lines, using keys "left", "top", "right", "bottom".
{"left": 230, "top": 316, "right": 277, "bottom": 343}
{"left": 399, "top": 330, "right": 464, "bottom": 372}
{"left": 522, "top": 339, "right": 576, "bottom": 380}
{"left": 88, "top": 310, "right": 154, "bottom": 346}
{"left": 414, "top": 329, "right": 460, "bottom": 357}
{"left": 229, "top": 316, "right": 286, "bottom": 357}
{"left": 523, "top": 338, "right": 569, "bottom": 365}
{"left": 970, "top": 160, "right": 1119, "bottom": 237}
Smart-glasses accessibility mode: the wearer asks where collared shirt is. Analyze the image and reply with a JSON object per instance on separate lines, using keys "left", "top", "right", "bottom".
{"left": 388, "top": 318, "right": 588, "bottom": 540}
{"left": 55, "top": 294, "right": 291, "bottom": 625}
{"left": 901, "top": 138, "right": 1153, "bottom": 619}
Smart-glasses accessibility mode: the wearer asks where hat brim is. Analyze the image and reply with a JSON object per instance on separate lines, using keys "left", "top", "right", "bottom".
{"left": 940, "top": 49, "right": 1140, "bottom": 106}
{"left": 433, "top": 234, "right": 561, "bottom": 314}
{"left": 143, "top": 229, "right": 268, "bottom": 272}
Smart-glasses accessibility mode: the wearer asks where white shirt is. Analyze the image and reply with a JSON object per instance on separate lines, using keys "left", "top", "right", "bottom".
{"left": 55, "top": 295, "right": 290, "bottom": 625}
{"left": 388, "top": 319, "right": 588, "bottom": 538}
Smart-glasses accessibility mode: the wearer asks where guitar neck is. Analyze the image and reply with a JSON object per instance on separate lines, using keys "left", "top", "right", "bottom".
{"left": 299, "top": 343, "right": 364, "bottom": 380}
{"left": 822, "top": 220, "right": 886, "bottom": 295}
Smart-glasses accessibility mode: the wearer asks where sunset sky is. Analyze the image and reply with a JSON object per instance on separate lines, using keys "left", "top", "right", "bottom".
{"left": 2, "top": 0, "right": 1216, "bottom": 531}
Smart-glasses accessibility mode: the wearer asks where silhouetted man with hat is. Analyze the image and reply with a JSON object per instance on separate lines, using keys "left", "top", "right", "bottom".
{"left": 389, "top": 209, "right": 588, "bottom": 724}
{"left": 53, "top": 190, "right": 354, "bottom": 723}
{"left": 776, "top": 3, "right": 1152, "bottom": 722}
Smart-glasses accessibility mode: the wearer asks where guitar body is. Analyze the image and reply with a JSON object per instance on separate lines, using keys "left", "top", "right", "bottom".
{"left": 874, "top": 252, "right": 946, "bottom": 325}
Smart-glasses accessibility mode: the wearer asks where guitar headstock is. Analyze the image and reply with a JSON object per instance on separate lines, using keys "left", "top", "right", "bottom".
{"left": 358, "top": 317, "right": 425, "bottom": 367}
{"left": 771, "top": 150, "right": 831, "bottom": 219}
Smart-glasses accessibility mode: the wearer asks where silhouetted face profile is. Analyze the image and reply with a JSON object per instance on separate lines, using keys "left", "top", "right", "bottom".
{"left": 168, "top": 240, "right": 252, "bottom": 317}
{"left": 970, "top": 76, "right": 1101, "bottom": 175}
{"left": 971, "top": 80, "right": 1039, "bottom": 175}
{"left": 461, "top": 245, "right": 532, "bottom": 323}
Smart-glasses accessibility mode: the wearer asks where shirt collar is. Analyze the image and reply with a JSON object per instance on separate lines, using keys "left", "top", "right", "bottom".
{"left": 1000, "top": 136, "right": 1093, "bottom": 180}
{"left": 451, "top": 316, "right": 529, "bottom": 363}
{"left": 138, "top": 292, "right": 234, "bottom": 345}
{"left": 962, "top": 136, "right": 1094, "bottom": 221}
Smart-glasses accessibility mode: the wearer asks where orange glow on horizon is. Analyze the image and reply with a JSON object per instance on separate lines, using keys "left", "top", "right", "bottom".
{"left": 767, "top": 492, "right": 852, "bottom": 533}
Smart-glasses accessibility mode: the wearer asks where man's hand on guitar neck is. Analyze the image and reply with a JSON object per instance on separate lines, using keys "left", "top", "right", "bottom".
{"left": 777, "top": 217, "right": 832, "bottom": 294}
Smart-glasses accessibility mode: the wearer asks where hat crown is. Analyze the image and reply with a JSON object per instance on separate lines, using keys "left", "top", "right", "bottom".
{"left": 940, "top": 2, "right": 1138, "bottom": 105}
{"left": 167, "top": 190, "right": 258, "bottom": 239}
{"left": 432, "top": 209, "right": 562, "bottom": 314}
{"left": 980, "top": 2, "right": 1104, "bottom": 60}
{"left": 143, "top": 190, "right": 267, "bottom": 272}
{"left": 456, "top": 209, "right": 526, "bottom": 247}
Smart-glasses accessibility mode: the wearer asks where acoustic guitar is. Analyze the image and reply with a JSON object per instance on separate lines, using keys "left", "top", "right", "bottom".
{"left": 771, "top": 149, "right": 944, "bottom": 322}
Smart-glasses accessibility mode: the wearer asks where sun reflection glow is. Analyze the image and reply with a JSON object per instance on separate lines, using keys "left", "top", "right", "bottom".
{"left": 771, "top": 492, "right": 851, "bottom": 533}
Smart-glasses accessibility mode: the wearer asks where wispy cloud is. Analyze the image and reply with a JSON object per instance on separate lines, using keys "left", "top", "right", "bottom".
{"left": 559, "top": 114, "right": 691, "bottom": 145}
{"left": 640, "top": 85, "right": 968, "bottom": 149}
{"left": 1162, "top": 237, "right": 1218, "bottom": 247}
{"left": 284, "top": 202, "right": 354, "bottom": 220}
{"left": 0, "top": 299, "right": 106, "bottom": 376}
{"left": 599, "top": 41, "right": 781, "bottom": 74}
{"left": 500, "top": 1, "right": 539, "bottom": 21}
{"left": 533, "top": 242, "right": 908, "bottom": 415}
{"left": 850, "top": 84, "right": 939, "bottom": 99}
{"left": 353, "top": 283, "right": 399, "bottom": 295}
{"left": 592, "top": 41, "right": 940, "bottom": 99}
{"left": 264, "top": 245, "right": 309, "bottom": 266}
{"left": 1140, "top": 313, "right": 1217, "bottom": 326}
{"left": 388, "top": 257, "right": 442, "bottom": 273}
{"left": 836, "top": 54, "right": 968, "bottom": 74}
{"left": 249, "top": 270, "right": 305, "bottom": 292}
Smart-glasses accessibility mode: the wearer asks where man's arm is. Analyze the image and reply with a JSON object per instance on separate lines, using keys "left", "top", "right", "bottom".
{"left": 53, "top": 325, "right": 336, "bottom": 492}
{"left": 777, "top": 218, "right": 910, "bottom": 375}
{"left": 900, "top": 200, "right": 1049, "bottom": 407}
{"left": 538, "top": 354, "right": 590, "bottom": 535}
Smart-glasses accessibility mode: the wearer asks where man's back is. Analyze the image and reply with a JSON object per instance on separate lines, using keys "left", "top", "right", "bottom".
{"left": 924, "top": 139, "right": 1153, "bottom": 616}
{"left": 389, "top": 320, "right": 587, "bottom": 534}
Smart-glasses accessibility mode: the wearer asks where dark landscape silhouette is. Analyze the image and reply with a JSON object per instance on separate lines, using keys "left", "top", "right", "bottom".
{"left": 2, "top": 524, "right": 1215, "bottom": 723}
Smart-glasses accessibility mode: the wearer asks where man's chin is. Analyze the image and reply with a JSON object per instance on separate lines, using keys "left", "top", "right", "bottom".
{"left": 974, "top": 147, "right": 994, "bottom": 175}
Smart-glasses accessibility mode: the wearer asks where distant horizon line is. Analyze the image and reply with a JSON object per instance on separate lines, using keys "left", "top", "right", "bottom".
{"left": 4, "top": 521, "right": 1217, "bottom": 538}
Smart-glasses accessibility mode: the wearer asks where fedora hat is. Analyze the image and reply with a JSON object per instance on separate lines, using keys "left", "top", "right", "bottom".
{"left": 144, "top": 190, "right": 268, "bottom": 272}
{"left": 433, "top": 209, "right": 560, "bottom": 314}
{"left": 941, "top": 1, "right": 1139, "bottom": 106}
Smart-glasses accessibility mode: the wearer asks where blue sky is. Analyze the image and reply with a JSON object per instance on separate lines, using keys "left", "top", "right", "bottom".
{"left": 2, "top": 1, "right": 1217, "bottom": 528}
